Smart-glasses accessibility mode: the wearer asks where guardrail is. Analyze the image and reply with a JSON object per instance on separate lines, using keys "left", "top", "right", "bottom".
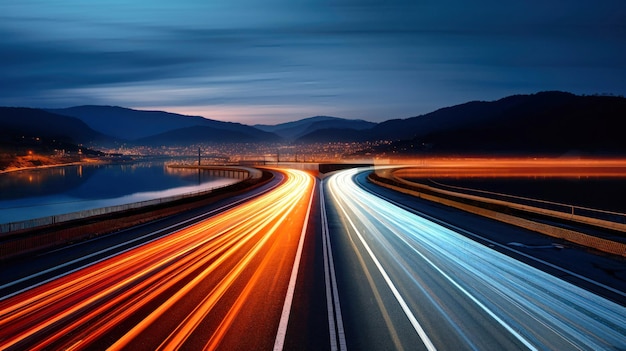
{"left": 426, "top": 178, "right": 626, "bottom": 227}
{"left": 167, "top": 165, "right": 263, "bottom": 180}
{"left": 0, "top": 166, "right": 261, "bottom": 234}
{"left": 371, "top": 167, "right": 626, "bottom": 257}
{"left": 391, "top": 168, "right": 626, "bottom": 233}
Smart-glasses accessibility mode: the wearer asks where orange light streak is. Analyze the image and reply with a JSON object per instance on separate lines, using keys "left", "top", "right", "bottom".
{"left": 0, "top": 168, "right": 315, "bottom": 351}
{"left": 384, "top": 157, "right": 626, "bottom": 178}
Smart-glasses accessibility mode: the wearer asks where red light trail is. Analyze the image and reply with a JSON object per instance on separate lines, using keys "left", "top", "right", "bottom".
{"left": 0, "top": 168, "right": 315, "bottom": 350}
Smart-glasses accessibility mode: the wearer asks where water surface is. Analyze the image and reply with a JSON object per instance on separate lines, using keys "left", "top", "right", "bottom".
{"left": 0, "top": 162, "right": 237, "bottom": 223}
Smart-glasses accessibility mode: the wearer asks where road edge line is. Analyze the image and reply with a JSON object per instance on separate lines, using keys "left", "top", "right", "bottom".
{"left": 328, "top": 171, "right": 437, "bottom": 351}
{"left": 273, "top": 175, "right": 315, "bottom": 351}
{"left": 320, "top": 182, "right": 347, "bottom": 351}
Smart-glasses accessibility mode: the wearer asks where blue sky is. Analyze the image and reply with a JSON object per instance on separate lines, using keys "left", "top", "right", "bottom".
{"left": 1, "top": 0, "right": 625, "bottom": 124}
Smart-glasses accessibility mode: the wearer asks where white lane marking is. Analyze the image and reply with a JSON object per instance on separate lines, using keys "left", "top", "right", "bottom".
{"left": 329, "top": 177, "right": 438, "bottom": 351}
{"left": 273, "top": 176, "right": 315, "bottom": 351}
{"left": 388, "top": 225, "right": 540, "bottom": 351}
{"left": 0, "top": 175, "right": 281, "bottom": 301}
{"left": 349, "top": 170, "right": 539, "bottom": 348}
{"left": 320, "top": 183, "right": 347, "bottom": 351}
{"left": 359, "top": 173, "right": 626, "bottom": 300}
{"left": 346, "top": 169, "right": 626, "bottom": 349}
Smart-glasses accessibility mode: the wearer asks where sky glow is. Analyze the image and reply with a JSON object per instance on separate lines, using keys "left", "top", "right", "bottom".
{"left": 1, "top": 0, "right": 625, "bottom": 123}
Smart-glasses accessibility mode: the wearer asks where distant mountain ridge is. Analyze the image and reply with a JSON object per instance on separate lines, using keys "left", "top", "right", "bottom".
{"left": 2, "top": 91, "right": 625, "bottom": 155}
{"left": 136, "top": 126, "right": 277, "bottom": 146}
{"left": 255, "top": 116, "right": 376, "bottom": 140}
{"left": 47, "top": 106, "right": 279, "bottom": 143}
{"left": 369, "top": 91, "right": 626, "bottom": 155}
{"left": 0, "top": 107, "right": 107, "bottom": 144}
{"left": 0, "top": 107, "right": 108, "bottom": 167}
{"left": 291, "top": 92, "right": 626, "bottom": 155}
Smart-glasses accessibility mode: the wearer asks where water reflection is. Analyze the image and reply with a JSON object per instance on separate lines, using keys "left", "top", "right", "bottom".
{"left": 0, "top": 162, "right": 237, "bottom": 223}
{"left": 0, "top": 165, "right": 91, "bottom": 200}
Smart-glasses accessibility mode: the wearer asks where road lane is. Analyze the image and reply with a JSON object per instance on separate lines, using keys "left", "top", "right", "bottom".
{"left": 0, "top": 170, "right": 283, "bottom": 298}
{"left": 0, "top": 168, "right": 316, "bottom": 350}
{"left": 358, "top": 169, "right": 626, "bottom": 305}
{"left": 325, "top": 168, "right": 626, "bottom": 350}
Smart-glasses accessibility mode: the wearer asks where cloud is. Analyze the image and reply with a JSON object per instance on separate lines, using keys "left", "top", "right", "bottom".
{"left": 0, "top": 0, "right": 625, "bottom": 122}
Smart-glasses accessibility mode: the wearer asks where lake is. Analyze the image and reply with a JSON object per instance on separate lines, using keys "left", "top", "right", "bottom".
{"left": 0, "top": 161, "right": 238, "bottom": 224}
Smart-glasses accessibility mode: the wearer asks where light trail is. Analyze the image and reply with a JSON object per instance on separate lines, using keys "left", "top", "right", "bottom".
{"left": 0, "top": 178, "right": 279, "bottom": 300}
{"left": 0, "top": 168, "right": 315, "bottom": 351}
{"left": 387, "top": 157, "right": 626, "bottom": 178}
{"left": 272, "top": 172, "right": 315, "bottom": 351}
{"left": 331, "top": 181, "right": 438, "bottom": 351}
{"left": 326, "top": 168, "right": 626, "bottom": 350}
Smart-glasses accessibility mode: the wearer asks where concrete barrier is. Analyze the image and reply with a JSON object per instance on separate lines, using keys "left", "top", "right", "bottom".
{"left": 370, "top": 168, "right": 626, "bottom": 257}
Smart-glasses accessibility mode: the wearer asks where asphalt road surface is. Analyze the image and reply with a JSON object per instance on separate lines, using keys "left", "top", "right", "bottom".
{"left": 0, "top": 168, "right": 317, "bottom": 350}
{"left": 1, "top": 166, "right": 625, "bottom": 350}
{"left": 323, "top": 167, "right": 626, "bottom": 350}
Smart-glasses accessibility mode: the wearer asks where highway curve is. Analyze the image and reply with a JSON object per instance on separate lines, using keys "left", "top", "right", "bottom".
{"left": 324, "top": 167, "right": 626, "bottom": 350}
{"left": 0, "top": 168, "right": 316, "bottom": 350}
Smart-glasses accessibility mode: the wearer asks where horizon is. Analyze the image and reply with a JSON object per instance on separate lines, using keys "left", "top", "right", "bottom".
{"left": 2, "top": 1, "right": 625, "bottom": 125}
{"left": 16, "top": 90, "right": 624, "bottom": 127}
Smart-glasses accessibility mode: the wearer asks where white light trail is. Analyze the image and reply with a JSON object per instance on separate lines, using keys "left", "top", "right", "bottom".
{"left": 327, "top": 168, "right": 626, "bottom": 350}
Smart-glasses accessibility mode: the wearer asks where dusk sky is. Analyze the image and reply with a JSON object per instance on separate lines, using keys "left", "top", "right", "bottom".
{"left": 1, "top": 0, "right": 625, "bottom": 124}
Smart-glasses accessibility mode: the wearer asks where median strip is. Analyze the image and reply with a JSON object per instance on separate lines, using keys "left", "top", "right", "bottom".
{"left": 320, "top": 184, "right": 347, "bottom": 351}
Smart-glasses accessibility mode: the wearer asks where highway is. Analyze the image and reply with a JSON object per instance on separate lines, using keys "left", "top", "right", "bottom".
{"left": 0, "top": 168, "right": 316, "bottom": 350}
{"left": 324, "top": 168, "right": 626, "bottom": 350}
{"left": 1, "top": 165, "right": 625, "bottom": 350}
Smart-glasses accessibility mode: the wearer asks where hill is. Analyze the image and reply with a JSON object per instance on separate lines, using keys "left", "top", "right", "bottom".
{"left": 295, "top": 128, "right": 369, "bottom": 143}
{"left": 364, "top": 92, "right": 626, "bottom": 156}
{"left": 136, "top": 126, "right": 278, "bottom": 146}
{"left": 5, "top": 91, "right": 624, "bottom": 155}
{"left": 0, "top": 107, "right": 107, "bottom": 170}
{"left": 48, "top": 105, "right": 280, "bottom": 143}
{"left": 0, "top": 107, "right": 108, "bottom": 145}
{"left": 256, "top": 116, "right": 376, "bottom": 140}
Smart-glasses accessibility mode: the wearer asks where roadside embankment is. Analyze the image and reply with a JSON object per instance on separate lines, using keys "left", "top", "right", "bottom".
{"left": 0, "top": 166, "right": 270, "bottom": 261}
{"left": 369, "top": 168, "right": 626, "bottom": 258}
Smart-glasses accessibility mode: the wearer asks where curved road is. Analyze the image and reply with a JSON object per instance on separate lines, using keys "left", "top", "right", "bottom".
{"left": 0, "top": 168, "right": 316, "bottom": 350}
{"left": 2, "top": 166, "right": 625, "bottom": 350}
{"left": 324, "top": 168, "right": 626, "bottom": 350}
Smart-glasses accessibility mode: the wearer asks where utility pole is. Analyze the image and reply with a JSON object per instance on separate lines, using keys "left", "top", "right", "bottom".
{"left": 198, "top": 147, "right": 201, "bottom": 166}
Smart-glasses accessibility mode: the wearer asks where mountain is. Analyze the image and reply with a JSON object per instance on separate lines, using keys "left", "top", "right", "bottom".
{"left": 5, "top": 91, "right": 623, "bottom": 155}
{"left": 369, "top": 92, "right": 626, "bottom": 156}
{"left": 0, "top": 107, "right": 107, "bottom": 171}
{"left": 0, "top": 107, "right": 108, "bottom": 145}
{"left": 255, "top": 116, "right": 376, "bottom": 140}
{"left": 136, "top": 126, "right": 278, "bottom": 146}
{"left": 47, "top": 105, "right": 279, "bottom": 143}
{"left": 295, "top": 128, "right": 369, "bottom": 143}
